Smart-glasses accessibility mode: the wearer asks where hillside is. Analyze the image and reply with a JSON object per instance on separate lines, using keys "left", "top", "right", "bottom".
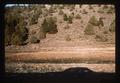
{"left": 5, "top": 4, "right": 115, "bottom": 50}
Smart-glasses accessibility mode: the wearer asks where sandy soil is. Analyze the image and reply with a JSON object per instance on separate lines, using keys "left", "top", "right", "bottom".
{"left": 5, "top": 47, "right": 115, "bottom": 73}
{"left": 6, "top": 47, "right": 115, "bottom": 63}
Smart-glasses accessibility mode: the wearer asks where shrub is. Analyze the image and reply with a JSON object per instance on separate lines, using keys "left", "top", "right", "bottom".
{"left": 63, "top": 14, "right": 68, "bottom": 21}
{"left": 71, "top": 12, "right": 74, "bottom": 17}
{"left": 95, "top": 34, "right": 108, "bottom": 42}
{"left": 5, "top": 13, "right": 19, "bottom": 30}
{"left": 5, "top": 24, "right": 15, "bottom": 45}
{"left": 5, "top": 11, "right": 28, "bottom": 45}
{"left": 41, "top": 17, "right": 58, "bottom": 34}
{"left": 11, "top": 32, "right": 23, "bottom": 45}
{"left": 98, "top": 17, "right": 104, "bottom": 27}
{"left": 107, "top": 6, "right": 115, "bottom": 14}
{"left": 84, "top": 23, "right": 95, "bottom": 35}
{"left": 10, "top": 22, "right": 28, "bottom": 45}
{"left": 37, "top": 31, "right": 46, "bottom": 39}
{"left": 16, "top": 23, "right": 28, "bottom": 41}
{"left": 75, "top": 14, "right": 81, "bottom": 19}
{"left": 29, "top": 12, "right": 39, "bottom": 25}
{"left": 88, "top": 16, "right": 99, "bottom": 26}
{"left": 59, "top": 9, "right": 64, "bottom": 15}
{"left": 109, "top": 19, "right": 115, "bottom": 32}
{"left": 30, "top": 36, "right": 40, "bottom": 43}
{"left": 66, "top": 35, "right": 71, "bottom": 41}
{"left": 68, "top": 16, "right": 73, "bottom": 24}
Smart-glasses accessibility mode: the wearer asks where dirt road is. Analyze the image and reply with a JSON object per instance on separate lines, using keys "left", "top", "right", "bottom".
{"left": 5, "top": 47, "right": 115, "bottom": 73}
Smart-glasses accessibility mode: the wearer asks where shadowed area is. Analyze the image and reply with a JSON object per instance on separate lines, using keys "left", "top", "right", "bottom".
{"left": 4, "top": 67, "right": 117, "bottom": 83}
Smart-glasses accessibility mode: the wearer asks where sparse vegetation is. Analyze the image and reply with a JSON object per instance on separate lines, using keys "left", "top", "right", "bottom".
{"left": 95, "top": 34, "right": 108, "bottom": 42}
{"left": 37, "top": 31, "right": 46, "bottom": 39}
{"left": 5, "top": 4, "right": 115, "bottom": 47}
{"left": 59, "top": 9, "right": 64, "bottom": 15}
{"left": 84, "top": 23, "right": 95, "bottom": 35}
{"left": 107, "top": 6, "right": 115, "bottom": 14}
{"left": 98, "top": 17, "right": 104, "bottom": 27}
{"left": 109, "top": 19, "right": 115, "bottom": 32}
{"left": 63, "top": 14, "right": 68, "bottom": 21}
{"left": 41, "top": 17, "right": 58, "bottom": 34}
{"left": 89, "top": 16, "right": 99, "bottom": 26}
{"left": 5, "top": 5, "right": 115, "bottom": 73}
{"left": 29, "top": 12, "right": 40, "bottom": 25}
{"left": 67, "top": 15, "right": 73, "bottom": 24}
{"left": 5, "top": 10, "right": 28, "bottom": 45}
{"left": 30, "top": 36, "right": 40, "bottom": 43}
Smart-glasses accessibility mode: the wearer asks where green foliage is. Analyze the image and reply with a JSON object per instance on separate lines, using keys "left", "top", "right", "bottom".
{"left": 98, "top": 18, "right": 104, "bottom": 27}
{"left": 11, "top": 32, "right": 23, "bottom": 45}
{"left": 109, "top": 19, "right": 115, "bottom": 32}
{"left": 84, "top": 23, "right": 95, "bottom": 35}
{"left": 30, "top": 36, "right": 40, "bottom": 43}
{"left": 89, "top": 16, "right": 99, "bottom": 26}
{"left": 5, "top": 13, "right": 19, "bottom": 29}
{"left": 5, "top": 10, "right": 28, "bottom": 45}
{"left": 41, "top": 17, "right": 58, "bottom": 34}
{"left": 67, "top": 16, "right": 73, "bottom": 24}
{"left": 63, "top": 14, "right": 68, "bottom": 21}
{"left": 5, "top": 25, "right": 13, "bottom": 45}
{"left": 11, "top": 21, "right": 28, "bottom": 45}
{"left": 37, "top": 30, "right": 46, "bottom": 39}
{"left": 29, "top": 11, "right": 40, "bottom": 25}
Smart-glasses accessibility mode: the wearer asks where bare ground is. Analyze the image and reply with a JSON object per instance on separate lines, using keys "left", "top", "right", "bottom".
{"left": 5, "top": 47, "right": 115, "bottom": 73}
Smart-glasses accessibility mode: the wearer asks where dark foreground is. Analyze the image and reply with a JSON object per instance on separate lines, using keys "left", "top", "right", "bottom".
{"left": 3, "top": 67, "right": 119, "bottom": 83}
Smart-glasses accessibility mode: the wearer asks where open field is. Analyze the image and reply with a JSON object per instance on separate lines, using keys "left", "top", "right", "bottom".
{"left": 5, "top": 47, "right": 115, "bottom": 73}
